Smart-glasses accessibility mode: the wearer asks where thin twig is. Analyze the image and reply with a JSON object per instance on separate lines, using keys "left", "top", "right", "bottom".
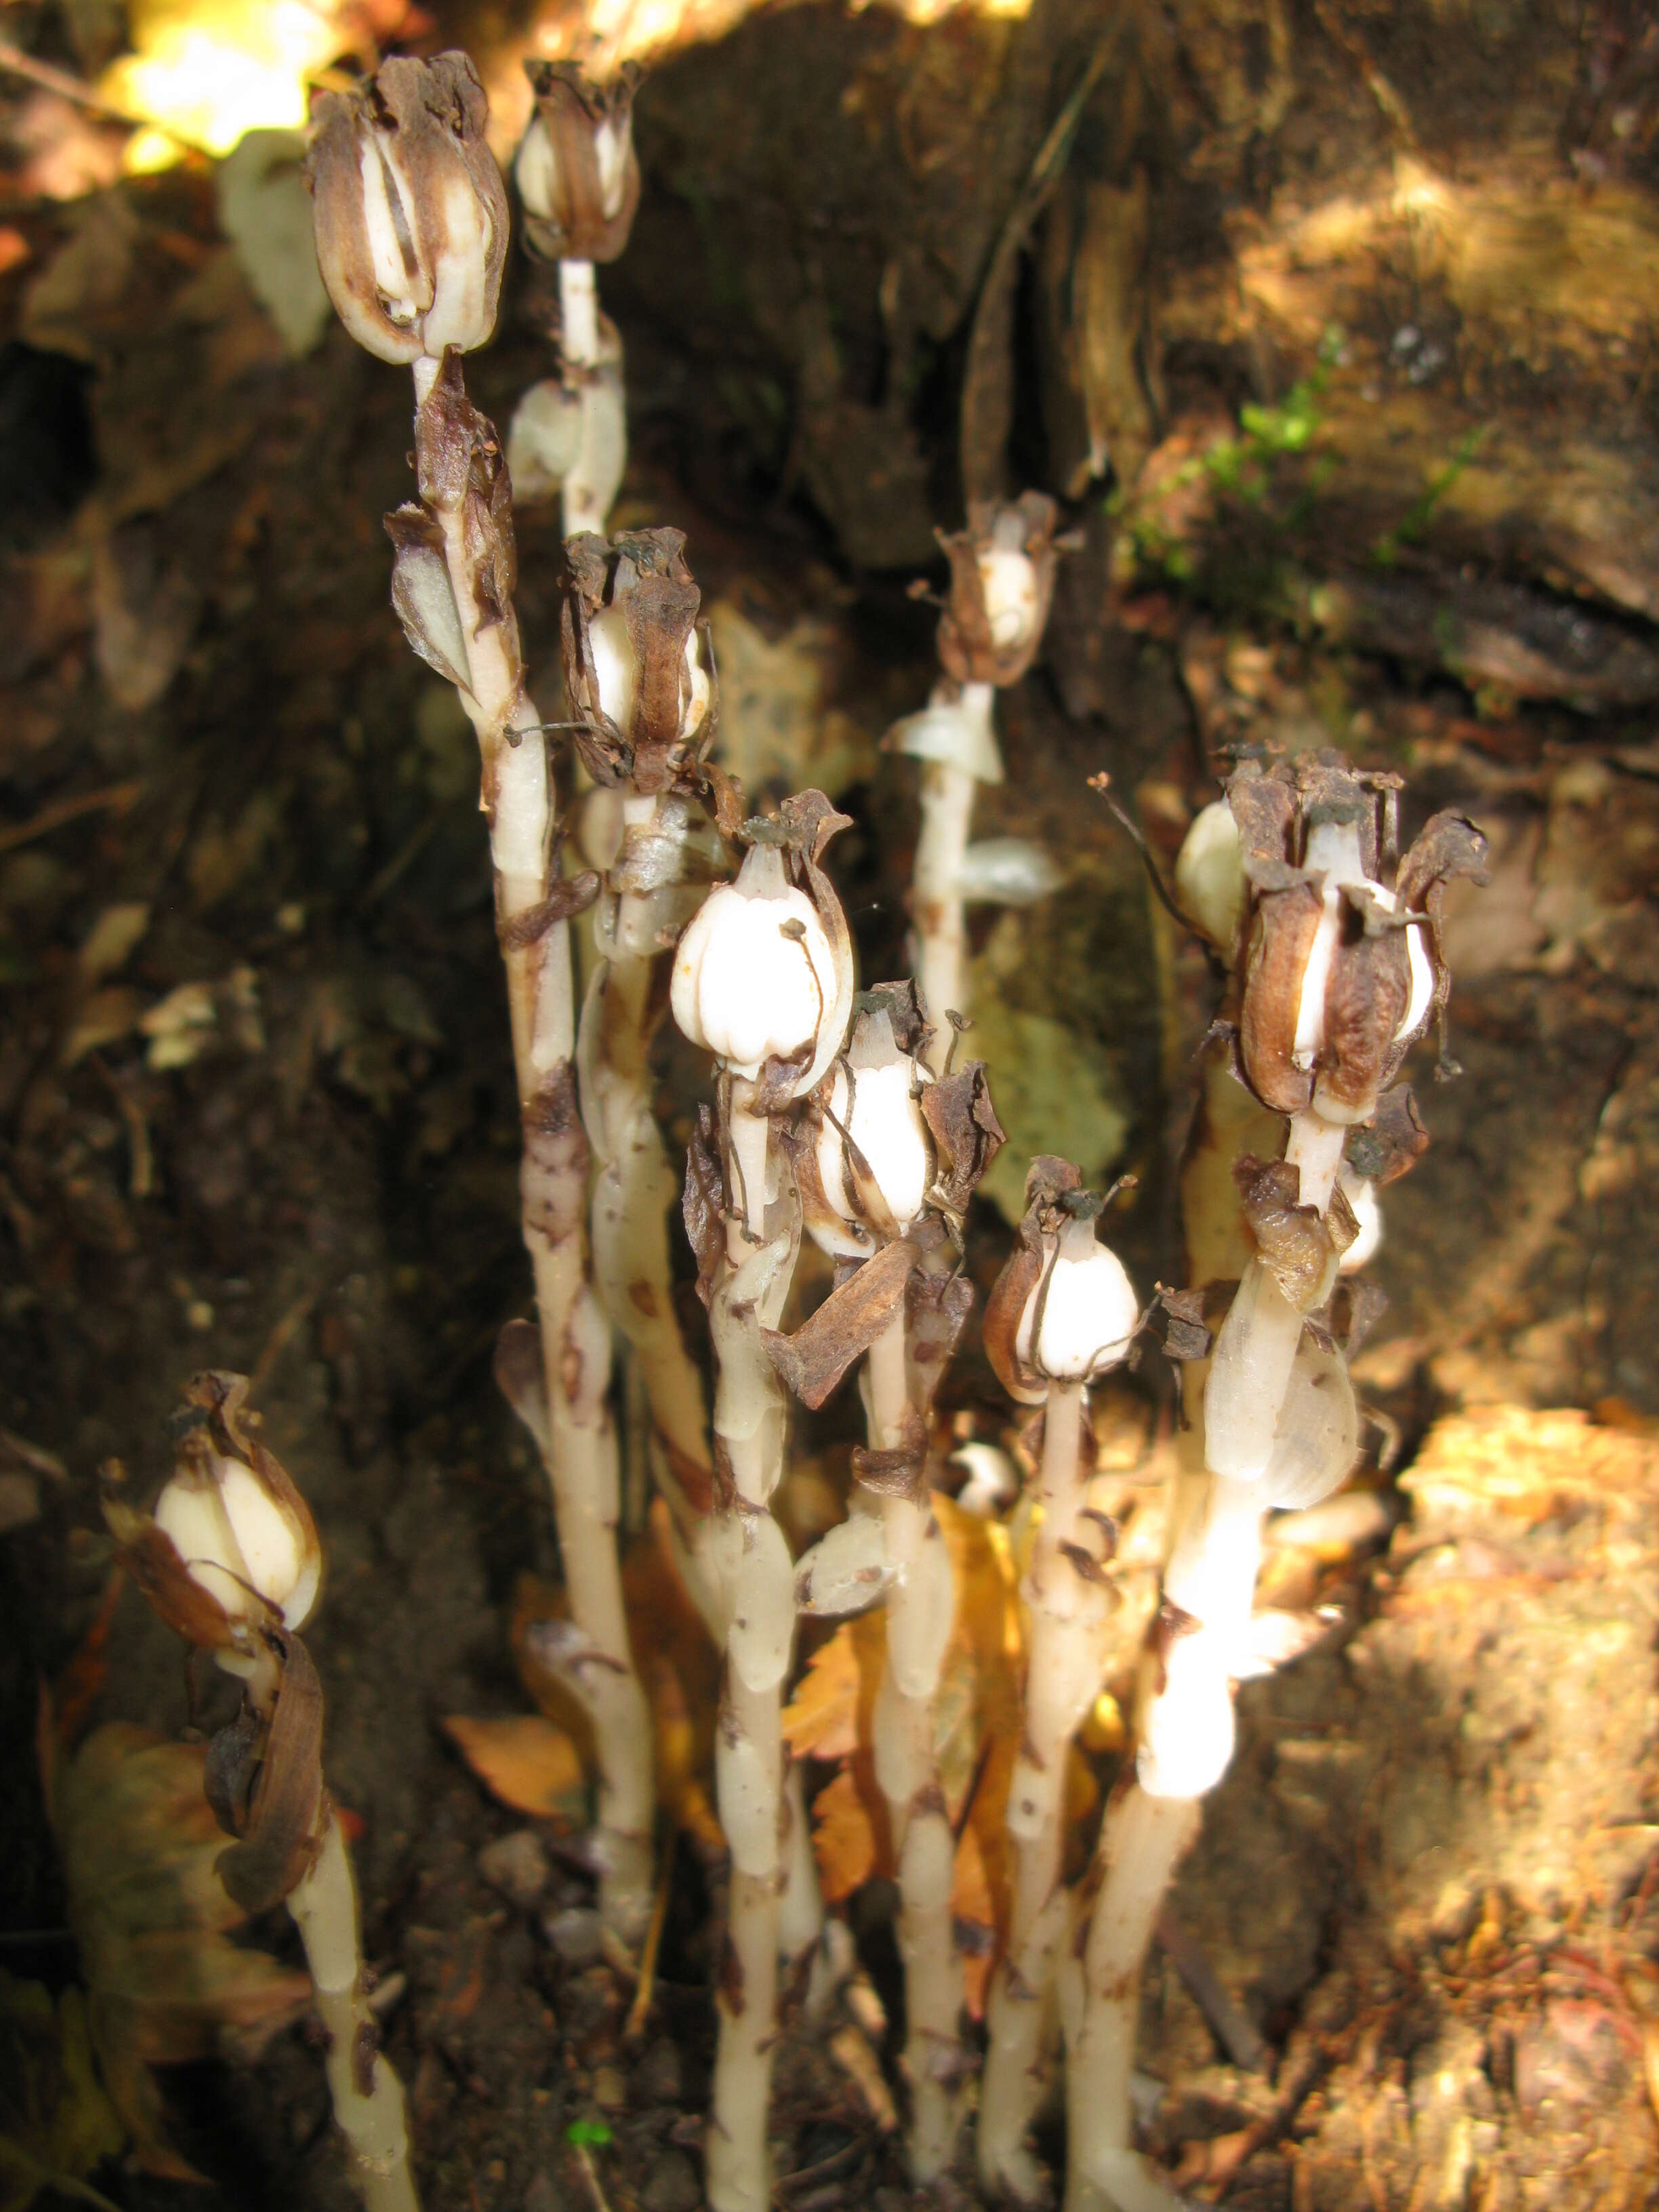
{"left": 623, "top": 1842, "right": 672, "bottom": 2042}
{"left": 0, "top": 780, "right": 143, "bottom": 856}
{"left": 1087, "top": 771, "right": 1202, "bottom": 937}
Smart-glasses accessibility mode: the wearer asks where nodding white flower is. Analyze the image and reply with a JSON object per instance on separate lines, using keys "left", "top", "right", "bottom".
{"left": 815, "top": 1015, "right": 933, "bottom": 1239}
{"left": 935, "top": 491, "right": 1063, "bottom": 688}
{"left": 672, "top": 847, "right": 838, "bottom": 1082}
{"left": 307, "top": 54, "right": 508, "bottom": 366}
{"left": 1176, "top": 798, "right": 1247, "bottom": 958}
{"left": 155, "top": 1451, "right": 320, "bottom": 1632}
{"left": 1017, "top": 1213, "right": 1139, "bottom": 1385}
{"left": 977, "top": 541, "right": 1042, "bottom": 653}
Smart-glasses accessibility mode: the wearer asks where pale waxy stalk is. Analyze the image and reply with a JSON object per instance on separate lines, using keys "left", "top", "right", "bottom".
{"left": 978, "top": 1166, "right": 1139, "bottom": 2202}
{"left": 307, "top": 56, "right": 654, "bottom": 1939}
{"left": 895, "top": 495, "right": 1065, "bottom": 1024}
{"left": 800, "top": 990, "right": 969, "bottom": 2177}
{"left": 107, "top": 1376, "right": 417, "bottom": 2212}
{"left": 672, "top": 800, "right": 855, "bottom": 2212}
{"left": 565, "top": 532, "right": 722, "bottom": 1535}
{"left": 1063, "top": 760, "right": 1486, "bottom": 2212}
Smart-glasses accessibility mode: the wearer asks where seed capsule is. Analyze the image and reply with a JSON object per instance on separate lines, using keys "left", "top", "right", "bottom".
{"left": 308, "top": 54, "right": 508, "bottom": 366}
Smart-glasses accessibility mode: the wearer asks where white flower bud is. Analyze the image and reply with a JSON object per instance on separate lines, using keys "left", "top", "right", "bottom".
{"left": 1175, "top": 798, "right": 1246, "bottom": 956}
{"left": 815, "top": 1055, "right": 932, "bottom": 1235}
{"left": 977, "top": 544, "right": 1041, "bottom": 653}
{"left": 671, "top": 849, "right": 839, "bottom": 1082}
{"left": 155, "top": 1453, "right": 319, "bottom": 1631}
{"left": 1016, "top": 1216, "right": 1139, "bottom": 1384}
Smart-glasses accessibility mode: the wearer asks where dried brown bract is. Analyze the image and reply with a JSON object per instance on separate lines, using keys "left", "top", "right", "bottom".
{"left": 1233, "top": 1153, "right": 1357, "bottom": 1314}
{"left": 385, "top": 356, "right": 523, "bottom": 714}
{"left": 919, "top": 1059, "right": 1005, "bottom": 1218}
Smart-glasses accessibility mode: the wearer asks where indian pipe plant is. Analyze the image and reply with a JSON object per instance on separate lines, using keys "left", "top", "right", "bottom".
{"left": 99, "top": 43, "right": 1494, "bottom": 2212}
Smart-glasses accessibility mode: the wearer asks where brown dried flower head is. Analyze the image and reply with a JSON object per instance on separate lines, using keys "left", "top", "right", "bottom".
{"left": 516, "top": 61, "right": 642, "bottom": 264}
{"left": 1228, "top": 753, "right": 1488, "bottom": 1124}
{"left": 562, "top": 529, "right": 712, "bottom": 792}
{"left": 935, "top": 492, "right": 1063, "bottom": 689}
{"left": 308, "top": 54, "right": 509, "bottom": 366}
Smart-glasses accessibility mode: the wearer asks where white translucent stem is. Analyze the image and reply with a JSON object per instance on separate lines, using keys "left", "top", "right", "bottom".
{"left": 1069, "top": 1409, "right": 1264, "bottom": 2198}
{"left": 778, "top": 1759, "right": 827, "bottom": 1972}
{"left": 557, "top": 260, "right": 622, "bottom": 535}
{"left": 1202, "top": 1104, "right": 1348, "bottom": 1483}
{"left": 707, "top": 1151, "right": 802, "bottom": 2212}
{"left": 912, "top": 684, "right": 991, "bottom": 1027}
{"left": 729, "top": 1097, "right": 773, "bottom": 1244}
{"left": 411, "top": 355, "right": 651, "bottom": 1940}
{"left": 867, "top": 1308, "right": 962, "bottom": 2179}
{"left": 287, "top": 1814, "right": 419, "bottom": 2212}
{"left": 583, "top": 792, "right": 715, "bottom": 1512}
{"left": 1062, "top": 1790, "right": 1199, "bottom": 2212}
{"left": 560, "top": 258, "right": 600, "bottom": 368}
{"left": 710, "top": 1671, "right": 780, "bottom": 2212}
{"left": 981, "top": 1379, "right": 1092, "bottom": 2198}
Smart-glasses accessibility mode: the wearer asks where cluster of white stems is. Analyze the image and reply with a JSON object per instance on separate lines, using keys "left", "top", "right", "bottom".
{"left": 299, "top": 52, "right": 1474, "bottom": 2212}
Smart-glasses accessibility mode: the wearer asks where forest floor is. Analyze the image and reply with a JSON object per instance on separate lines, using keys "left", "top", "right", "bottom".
{"left": 3, "top": 2, "right": 1659, "bottom": 2208}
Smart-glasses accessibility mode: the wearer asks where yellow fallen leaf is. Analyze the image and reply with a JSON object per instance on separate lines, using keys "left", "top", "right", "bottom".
{"left": 441, "top": 1715, "right": 586, "bottom": 1824}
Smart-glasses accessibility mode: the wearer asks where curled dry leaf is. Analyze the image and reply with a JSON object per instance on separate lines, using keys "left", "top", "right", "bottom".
{"left": 763, "top": 1237, "right": 920, "bottom": 1410}
{"left": 207, "top": 1629, "right": 327, "bottom": 1916}
{"left": 48, "top": 1723, "right": 310, "bottom": 2181}
{"left": 919, "top": 1059, "right": 1006, "bottom": 1216}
